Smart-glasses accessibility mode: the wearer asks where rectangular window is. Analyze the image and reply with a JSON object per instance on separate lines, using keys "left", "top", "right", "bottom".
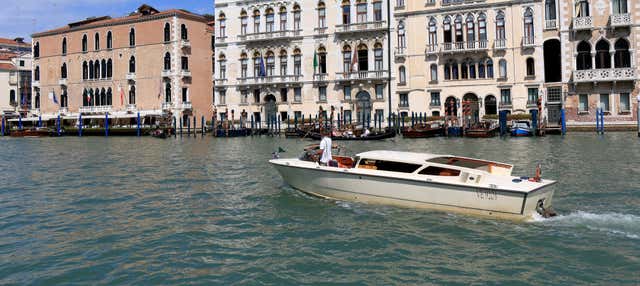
{"left": 294, "top": 111, "right": 302, "bottom": 120}
{"left": 430, "top": 92, "right": 441, "bottom": 106}
{"left": 19, "top": 60, "right": 24, "bottom": 67}
{"left": 342, "top": 5, "right": 351, "bottom": 24}
{"left": 528, "top": 88, "right": 539, "bottom": 103}
{"left": 620, "top": 93, "right": 630, "bottom": 112}
{"left": 579, "top": 94, "right": 589, "bottom": 112}
{"left": 373, "top": 2, "right": 382, "bottom": 21}
{"left": 280, "top": 88, "right": 288, "bottom": 102}
{"left": 500, "top": 89, "right": 511, "bottom": 105}
{"left": 319, "top": 86, "right": 327, "bottom": 102}
{"left": 399, "top": 93, "right": 409, "bottom": 107}
{"left": 254, "top": 89, "right": 260, "bottom": 103}
{"left": 241, "top": 17, "right": 247, "bottom": 35}
{"left": 344, "top": 85, "right": 351, "bottom": 100}
{"left": 181, "top": 57, "right": 189, "bottom": 71}
{"left": 344, "top": 110, "right": 352, "bottom": 122}
{"left": 241, "top": 90, "right": 248, "bottom": 104}
{"left": 280, "top": 13, "right": 287, "bottom": 30}
{"left": 294, "top": 55, "right": 301, "bottom": 76}
{"left": 294, "top": 87, "right": 302, "bottom": 102}
{"left": 266, "top": 13, "right": 274, "bottom": 32}
{"left": 182, "top": 87, "right": 189, "bottom": 102}
{"left": 294, "top": 11, "right": 301, "bottom": 30}
{"left": 599, "top": 94, "right": 610, "bottom": 112}
{"left": 219, "top": 90, "right": 226, "bottom": 105}
{"left": 376, "top": 84, "right": 384, "bottom": 100}
{"left": 357, "top": 4, "right": 367, "bottom": 23}
{"left": 318, "top": 9, "right": 326, "bottom": 28}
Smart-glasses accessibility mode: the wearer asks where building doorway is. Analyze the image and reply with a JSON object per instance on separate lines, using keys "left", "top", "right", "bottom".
{"left": 445, "top": 96, "right": 458, "bottom": 117}
{"left": 264, "top": 94, "right": 277, "bottom": 123}
{"left": 485, "top": 95, "right": 497, "bottom": 115}
{"left": 355, "top": 91, "right": 371, "bottom": 123}
{"left": 544, "top": 39, "right": 562, "bottom": 83}
{"left": 463, "top": 93, "right": 480, "bottom": 125}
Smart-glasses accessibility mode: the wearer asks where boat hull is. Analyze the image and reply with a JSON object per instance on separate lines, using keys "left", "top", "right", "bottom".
{"left": 465, "top": 127, "right": 499, "bottom": 138}
{"left": 402, "top": 128, "right": 444, "bottom": 138}
{"left": 272, "top": 162, "right": 554, "bottom": 221}
{"left": 308, "top": 130, "right": 396, "bottom": 141}
{"left": 511, "top": 128, "right": 532, "bottom": 137}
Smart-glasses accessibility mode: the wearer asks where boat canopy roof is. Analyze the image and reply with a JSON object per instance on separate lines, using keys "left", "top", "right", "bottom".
{"left": 356, "top": 150, "right": 513, "bottom": 172}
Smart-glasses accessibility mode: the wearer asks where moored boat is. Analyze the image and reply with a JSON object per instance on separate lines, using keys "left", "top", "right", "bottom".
{"left": 465, "top": 121, "right": 499, "bottom": 138}
{"left": 271, "top": 150, "right": 556, "bottom": 220}
{"left": 511, "top": 120, "right": 533, "bottom": 137}
{"left": 402, "top": 122, "right": 445, "bottom": 138}
{"left": 9, "top": 128, "right": 52, "bottom": 138}
{"left": 307, "top": 129, "right": 396, "bottom": 141}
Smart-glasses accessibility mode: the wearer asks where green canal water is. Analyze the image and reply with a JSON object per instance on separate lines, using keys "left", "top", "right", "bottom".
{"left": 1, "top": 134, "right": 639, "bottom": 285}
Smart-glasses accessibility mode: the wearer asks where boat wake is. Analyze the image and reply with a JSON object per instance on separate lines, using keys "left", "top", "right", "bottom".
{"left": 530, "top": 211, "right": 640, "bottom": 240}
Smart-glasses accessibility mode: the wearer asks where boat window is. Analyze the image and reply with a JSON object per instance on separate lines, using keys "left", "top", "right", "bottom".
{"left": 427, "top": 157, "right": 510, "bottom": 170}
{"left": 419, "top": 166, "right": 461, "bottom": 176}
{"left": 358, "top": 159, "right": 421, "bottom": 173}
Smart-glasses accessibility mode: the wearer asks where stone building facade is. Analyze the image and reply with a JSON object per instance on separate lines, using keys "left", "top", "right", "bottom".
{"left": 0, "top": 52, "right": 32, "bottom": 117}
{"left": 214, "top": 0, "right": 393, "bottom": 125}
{"left": 394, "top": 0, "right": 545, "bottom": 125}
{"left": 30, "top": 5, "right": 214, "bottom": 124}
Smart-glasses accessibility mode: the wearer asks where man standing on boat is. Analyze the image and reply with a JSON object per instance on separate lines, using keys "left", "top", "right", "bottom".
{"left": 318, "top": 129, "right": 333, "bottom": 166}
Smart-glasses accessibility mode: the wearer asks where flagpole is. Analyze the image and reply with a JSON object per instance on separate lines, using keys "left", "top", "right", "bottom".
{"left": 386, "top": 0, "right": 392, "bottom": 128}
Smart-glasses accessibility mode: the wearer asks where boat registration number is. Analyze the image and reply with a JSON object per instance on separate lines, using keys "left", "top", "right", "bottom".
{"left": 476, "top": 189, "right": 498, "bottom": 200}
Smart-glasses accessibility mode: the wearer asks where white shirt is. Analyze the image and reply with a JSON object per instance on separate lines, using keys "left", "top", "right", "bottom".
{"left": 319, "top": 136, "right": 332, "bottom": 164}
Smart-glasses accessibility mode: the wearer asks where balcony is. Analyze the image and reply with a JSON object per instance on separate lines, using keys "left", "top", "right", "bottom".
{"left": 127, "top": 104, "right": 137, "bottom": 112}
{"left": 79, "top": 105, "right": 112, "bottom": 113}
{"left": 398, "top": 103, "right": 410, "bottom": 110}
{"left": 526, "top": 100, "right": 539, "bottom": 109}
{"left": 180, "top": 70, "right": 192, "bottom": 77}
{"left": 425, "top": 44, "right": 438, "bottom": 55}
{"left": 58, "top": 78, "right": 67, "bottom": 86}
{"left": 177, "top": 101, "right": 192, "bottom": 110}
{"left": 161, "top": 70, "right": 172, "bottom": 78}
{"left": 31, "top": 108, "right": 40, "bottom": 115}
{"left": 59, "top": 107, "right": 68, "bottom": 114}
{"left": 313, "top": 73, "right": 328, "bottom": 82}
{"left": 522, "top": 37, "right": 535, "bottom": 48}
{"left": 239, "top": 30, "right": 300, "bottom": 44}
{"left": 573, "top": 68, "right": 637, "bottom": 83}
{"left": 498, "top": 102, "right": 512, "bottom": 109}
{"left": 442, "top": 0, "right": 464, "bottom": 5}
{"left": 236, "top": 75, "right": 303, "bottom": 86}
{"left": 395, "top": 47, "right": 406, "bottom": 58}
{"left": 610, "top": 13, "right": 632, "bottom": 28}
{"left": 336, "top": 70, "right": 388, "bottom": 82}
{"left": 335, "top": 21, "right": 386, "bottom": 35}
{"left": 180, "top": 39, "right": 191, "bottom": 48}
{"left": 441, "top": 41, "right": 488, "bottom": 54}
{"left": 126, "top": 73, "right": 136, "bottom": 81}
{"left": 573, "top": 16, "right": 593, "bottom": 30}
{"left": 430, "top": 102, "right": 441, "bottom": 107}
{"left": 494, "top": 39, "right": 506, "bottom": 50}
{"left": 545, "top": 19, "right": 557, "bottom": 30}
{"left": 161, "top": 102, "right": 173, "bottom": 110}
{"left": 32, "top": 80, "right": 40, "bottom": 87}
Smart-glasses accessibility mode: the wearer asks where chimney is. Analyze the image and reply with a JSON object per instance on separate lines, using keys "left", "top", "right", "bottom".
{"left": 14, "top": 37, "right": 24, "bottom": 43}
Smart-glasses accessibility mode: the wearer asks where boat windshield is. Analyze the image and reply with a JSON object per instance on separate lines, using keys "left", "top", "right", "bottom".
{"left": 427, "top": 156, "right": 512, "bottom": 175}
{"left": 357, "top": 159, "right": 422, "bottom": 173}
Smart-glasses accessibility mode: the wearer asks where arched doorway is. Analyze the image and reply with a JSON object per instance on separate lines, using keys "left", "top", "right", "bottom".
{"left": 463, "top": 93, "right": 479, "bottom": 125}
{"left": 264, "top": 94, "right": 277, "bottom": 122}
{"left": 543, "top": 39, "right": 562, "bottom": 83}
{"left": 485, "top": 95, "right": 497, "bottom": 115}
{"left": 355, "top": 91, "right": 371, "bottom": 123}
{"left": 444, "top": 96, "right": 458, "bottom": 117}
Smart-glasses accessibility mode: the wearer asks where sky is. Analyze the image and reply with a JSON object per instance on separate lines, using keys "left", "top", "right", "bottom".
{"left": 0, "top": 0, "right": 214, "bottom": 41}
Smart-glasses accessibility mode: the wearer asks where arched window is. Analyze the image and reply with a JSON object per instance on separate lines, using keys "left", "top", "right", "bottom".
{"left": 399, "top": 66, "right": 406, "bottom": 84}
{"left": 468, "top": 59, "right": 476, "bottom": 79}
{"left": 279, "top": 7, "right": 287, "bottom": 31}
{"left": 466, "top": 14, "right": 475, "bottom": 45}
{"left": 499, "top": 59, "right": 507, "bottom": 78}
{"left": 318, "top": 2, "right": 326, "bottom": 28}
{"left": 9, "top": 90, "right": 16, "bottom": 106}
{"left": 240, "top": 10, "right": 248, "bottom": 35}
{"left": 130, "top": 86, "right": 136, "bottom": 104}
{"left": 253, "top": 52, "right": 261, "bottom": 76}
{"left": 34, "top": 66, "right": 40, "bottom": 81}
{"left": 356, "top": 0, "right": 367, "bottom": 23}
{"left": 240, "top": 52, "right": 248, "bottom": 78}
{"left": 478, "top": 13, "right": 487, "bottom": 42}
{"left": 613, "top": 0, "right": 628, "bottom": 14}
{"left": 478, "top": 59, "right": 486, "bottom": 78}
{"left": 293, "top": 5, "right": 301, "bottom": 30}
{"left": 265, "top": 51, "right": 274, "bottom": 76}
{"left": 129, "top": 28, "right": 136, "bottom": 46}
{"left": 444, "top": 63, "right": 451, "bottom": 80}
{"left": 34, "top": 42, "right": 39, "bottom": 58}
{"left": 253, "top": 10, "right": 261, "bottom": 33}
{"left": 164, "top": 52, "right": 171, "bottom": 70}
{"left": 83, "top": 61, "right": 88, "bottom": 80}
{"left": 101, "top": 59, "right": 106, "bottom": 79}
{"left": 34, "top": 91, "right": 40, "bottom": 108}
{"left": 374, "top": 43, "right": 383, "bottom": 71}
{"left": 595, "top": 40, "right": 611, "bottom": 69}
{"left": 486, "top": 59, "right": 494, "bottom": 78}
{"left": 107, "top": 59, "right": 112, "bottom": 78}
{"left": 82, "top": 35, "right": 88, "bottom": 52}
{"left": 454, "top": 15, "right": 463, "bottom": 45}
{"left": 523, "top": 8, "right": 534, "bottom": 43}
{"left": 614, "top": 39, "right": 630, "bottom": 68}
{"left": 279, "top": 50, "right": 288, "bottom": 75}
{"left": 526, "top": 58, "right": 535, "bottom": 76}
{"left": 165, "top": 82, "right": 171, "bottom": 103}
{"left": 461, "top": 61, "right": 468, "bottom": 79}
{"left": 430, "top": 64, "right": 438, "bottom": 81}
{"left": 83, "top": 89, "right": 88, "bottom": 106}
{"left": 317, "top": 47, "right": 327, "bottom": 74}
{"left": 266, "top": 8, "right": 275, "bottom": 32}
{"left": 107, "top": 31, "right": 112, "bottom": 49}
{"left": 94, "top": 60, "right": 100, "bottom": 79}
{"left": 89, "top": 60, "right": 94, "bottom": 79}
{"left": 398, "top": 21, "right": 406, "bottom": 48}
{"left": 342, "top": 0, "right": 351, "bottom": 25}
{"left": 107, "top": 88, "right": 112, "bottom": 106}
{"left": 293, "top": 48, "right": 302, "bottom": 76}
{"left": 61, "top": 38, "right": 67, "bottom": 55}
{"left": 546, "top": 0, "right": 557, "bottom": 21}
{"left": 61, "top": 63, "right": 67, "bottom": 79}
{"left": 164, "top": 23, "right": 171, "bottom": 42}
{"left": 428, "top": 18, "right": 437, "bottom": 47}
{"left": 94, "top": 32, "right": 100, "bottom": 50}
{"left": 99, "top": 88, "right": 106, "bottom": 106}
{"left": 443, "top": 16, "right": 452, "bottom": 44}
{"left": 60, "top": 89, "right": 68, "bottom": 108}
{"left": 485, "top": 95, "right": 497, "bottom": 115}
{"left": 343, "top": 45, "right": 352, "bottom": 72}
{"left": 576, "top": 41, "right": 591, "bottom": 70}
{"left": 129, "top": 56, "right": 136, "bottom": 73}
{"left": 576, "top": 0, "right": 589, "bottom": 17}
{"left": 357, "top": 44, "right": 368, "bottom": 71}
{"left": 496, "top": 11, "right": 505, "bottom": 40}
{"left": 181, "top": 24, "right": 188, "bottom": 40}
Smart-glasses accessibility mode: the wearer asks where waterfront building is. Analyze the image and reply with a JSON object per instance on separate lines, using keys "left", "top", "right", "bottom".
{"left": 214, "top": 0, "right": 393, "bottom": 125}
{"left": 394, "top": 0, "right": 545, "bottom": 124}
{"left": 0, "top": 52, "right": 32, "bottom": 118}
{"left": 0, "top": 37, "right": 31, "bottom": 53}
{"left": 30, "top": 4, "right": 214, "bottom": 124}
{"left": 541, "top": 0, "right": 639, "bottom": 127}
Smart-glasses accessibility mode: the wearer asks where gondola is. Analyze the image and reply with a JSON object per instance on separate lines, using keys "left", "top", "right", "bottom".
{"left": 465, "top": 121, "right": 500, "bottom": 138}
{"left": 402, "top": 122, "right": 445, "bottom": 138}
{"left": 307, "top": 129, "right": 396, "bottom": 141}
{"left": 10, "top": 128, "right": 52, "bottom": 138}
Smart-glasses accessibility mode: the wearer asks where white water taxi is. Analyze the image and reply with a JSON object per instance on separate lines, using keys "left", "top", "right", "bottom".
{"left": 270, "top": 150, "right": 556, "bottom": 220}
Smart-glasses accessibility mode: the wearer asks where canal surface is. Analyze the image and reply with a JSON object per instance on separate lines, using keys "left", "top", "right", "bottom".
{"left": 1, "top": 134, "right": 639, "bottom": 285}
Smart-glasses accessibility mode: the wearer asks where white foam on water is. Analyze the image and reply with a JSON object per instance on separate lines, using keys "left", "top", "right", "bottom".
{"left": 532, "top": 211, "right": 640, "bottom": 240}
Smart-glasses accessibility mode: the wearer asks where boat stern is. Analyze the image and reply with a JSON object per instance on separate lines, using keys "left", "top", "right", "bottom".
{"left": 521, "top": 180, "right": 557, "bottom": 219}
